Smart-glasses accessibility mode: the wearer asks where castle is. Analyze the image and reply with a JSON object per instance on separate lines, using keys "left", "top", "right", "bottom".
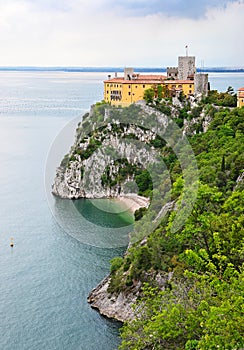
{"left": 104, "top": 55, "right": 209, "bottom": 106}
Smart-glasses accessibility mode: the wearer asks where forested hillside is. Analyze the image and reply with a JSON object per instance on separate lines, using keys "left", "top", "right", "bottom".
{"left": 107, "top": 92, "right": 244, "bottom": 349}
{"left": 58, "top": 87, "right": 243, "bottom": 349}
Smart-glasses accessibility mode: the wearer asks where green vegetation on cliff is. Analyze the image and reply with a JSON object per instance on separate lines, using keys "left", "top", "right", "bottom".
{"left": 105, "top": 94, "right": 244, "bottom": 349}
{"left": 57, "top": 91, "right": 243, "bottom": 349}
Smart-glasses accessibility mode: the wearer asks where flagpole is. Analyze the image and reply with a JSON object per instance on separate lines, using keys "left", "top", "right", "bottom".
{"left": 185, "top": 45, "right": 188, "bottom": 56}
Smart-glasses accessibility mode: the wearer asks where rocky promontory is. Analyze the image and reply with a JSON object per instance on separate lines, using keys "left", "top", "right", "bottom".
{"left": 52, "top": 98, "right": 214, "bottom": 322}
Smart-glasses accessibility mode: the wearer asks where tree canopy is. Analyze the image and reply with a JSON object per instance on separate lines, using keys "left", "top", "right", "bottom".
{"left": 107, "top": 98, "right": 244, "bottom": 349}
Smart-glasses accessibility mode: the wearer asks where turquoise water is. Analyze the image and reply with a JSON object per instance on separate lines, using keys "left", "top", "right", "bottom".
{"left": 0, "top": 72, "right": 127, "bottom": 350}
{"left": 0, "top": 71, "right": 243, "bottom": 350}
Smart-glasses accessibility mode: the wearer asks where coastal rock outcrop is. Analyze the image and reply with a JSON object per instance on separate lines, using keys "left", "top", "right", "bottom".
{"left": 87, "top": 276, "right": 136, "bottom": 322}
{"left": 87, "top": 270, "right": 174, "bottom": 322}
{"left": 52, "top": 101, "right": 212, "bottom": 201}
{"left": 52, "top": 135, "right": 159, "bottom": 199}
{"left": 52, "top": 103, "right": 169, "bottom": 200}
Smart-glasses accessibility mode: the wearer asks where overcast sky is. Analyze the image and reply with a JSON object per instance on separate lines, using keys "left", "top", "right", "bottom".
{"left": 0, "top": 0, "right": 243, "bottom": 67}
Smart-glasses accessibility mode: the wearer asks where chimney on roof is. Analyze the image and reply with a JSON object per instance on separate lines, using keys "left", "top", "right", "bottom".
{"left": 132, "top": 73, "right": 139, "bottom": 80}
{"left": 115, "top": 72, "right": 117, "bottom": 78}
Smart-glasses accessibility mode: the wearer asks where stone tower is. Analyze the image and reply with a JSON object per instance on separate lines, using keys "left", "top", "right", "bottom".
{"left": 194, "top": 73, "right": 209, "bottom": 96}
{"left": 178, "top": 56, "right": 196, "bottom": 80}
{"left": 124, "top": 68, "right": 134, "bottom": 80}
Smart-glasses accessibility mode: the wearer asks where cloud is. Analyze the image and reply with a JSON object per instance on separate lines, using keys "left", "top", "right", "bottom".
{"left": 102, "top": 0, "right": 239, "bottom": 18}
{"left": 0, "top": 0, "right": 243, "bottom": 66}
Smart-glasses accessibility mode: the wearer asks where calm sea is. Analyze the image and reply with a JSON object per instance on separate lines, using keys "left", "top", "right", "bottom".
{"left": 0, "top": 71, "right": 243, "bottom": 350}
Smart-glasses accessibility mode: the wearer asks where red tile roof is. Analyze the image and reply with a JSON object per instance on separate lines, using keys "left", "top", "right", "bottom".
{"left": 104, "top": 74, "right": 167, "bottom": 84}
{"left": 238, "top": 87, "right": 244, "bottom": 91}
{"left": 137, "top": 74, "right": 167, "bottom": 80}
{"left": 104, "top": 79, "right": 164, "bottom": 84}
{"left": 104, "top": 77, "right": 193, "bottom": 85}
{"left": 104, "top": 78, "right": 124, "bottom": 83}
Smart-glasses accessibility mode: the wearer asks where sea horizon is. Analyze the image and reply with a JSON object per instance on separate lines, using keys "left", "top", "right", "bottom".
{"left": 0, "top": 66, "right": 244, "bottom": 73}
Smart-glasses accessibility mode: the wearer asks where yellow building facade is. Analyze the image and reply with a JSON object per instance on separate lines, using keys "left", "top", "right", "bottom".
{"left": 104, "top": 75, "right": 165, "bottom": 107}
{"left": 104, "top": 74, "right": 195, "bottom": 107}
{"left": 237, "top": 87, "right": 244, "bottom": 108}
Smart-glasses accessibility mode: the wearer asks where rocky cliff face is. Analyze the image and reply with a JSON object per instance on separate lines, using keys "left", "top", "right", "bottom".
{"left": 52, "top": 133, "right": 159, "bottom": 199}
{"left": 52, "top": 103, "right": 168, "bottom": 199}
{"left": 52, "top": 101, "right": 212, "bottom": 201}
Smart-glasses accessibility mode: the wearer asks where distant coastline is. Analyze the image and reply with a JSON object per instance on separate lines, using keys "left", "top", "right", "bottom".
{"left": 0, "top": 66, "right": 244, "bottom": 73}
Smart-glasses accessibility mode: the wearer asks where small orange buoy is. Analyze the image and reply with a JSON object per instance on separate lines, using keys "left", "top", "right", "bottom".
{"left": 10, "top": 237, "right": 14, "bottom": 247}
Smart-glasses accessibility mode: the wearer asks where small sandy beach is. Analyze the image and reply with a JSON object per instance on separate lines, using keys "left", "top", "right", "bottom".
{"left": 115, "top": 195, "right": 150, "bottom": 213}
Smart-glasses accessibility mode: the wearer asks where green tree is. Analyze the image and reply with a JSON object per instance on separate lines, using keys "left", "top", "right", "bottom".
{"left": 120, "top": 270, "right": 244, "bottom": 350}
{"left": 135, "top": 170, "right": 153, "bottom": 195}
{"left": 143, "top": 88, "right": 155, "bottom": 104}
{"left": 157, "top": 84, "right": 163, "bottom": 100}
{"left": 110, "top": 257, "right": 124, "bottom": 273}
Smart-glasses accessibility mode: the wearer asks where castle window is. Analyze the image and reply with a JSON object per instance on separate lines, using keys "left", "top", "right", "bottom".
{"left": 189, "top": 90, "right": 192, "bottom": 93}
{"left": 189, "top": 85, "right": 192, "bottom": 88}
{"left": 128, "top": 92, "right": 131, "bottom": 96}
{"left": 128, "top": 85, "right": 131, "bottom": 88}
{"left": 107, "top": 91, "right": 109, "bottom": 94}
{"left": 143, "top": 85, "right": 145, "bottom": 88}
{"left": 135, "top": 85, "right": 138, "bottom": 88}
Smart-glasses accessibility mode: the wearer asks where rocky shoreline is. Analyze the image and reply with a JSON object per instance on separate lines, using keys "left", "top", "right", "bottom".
{"left": 87, "top": 276, "right": 136, "bottom": 322}
{"left": 87, "top": 195, "right": 149, "bottom": 322}
{"left": 87, "top": 269, "right": 174, "bottom": 322}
